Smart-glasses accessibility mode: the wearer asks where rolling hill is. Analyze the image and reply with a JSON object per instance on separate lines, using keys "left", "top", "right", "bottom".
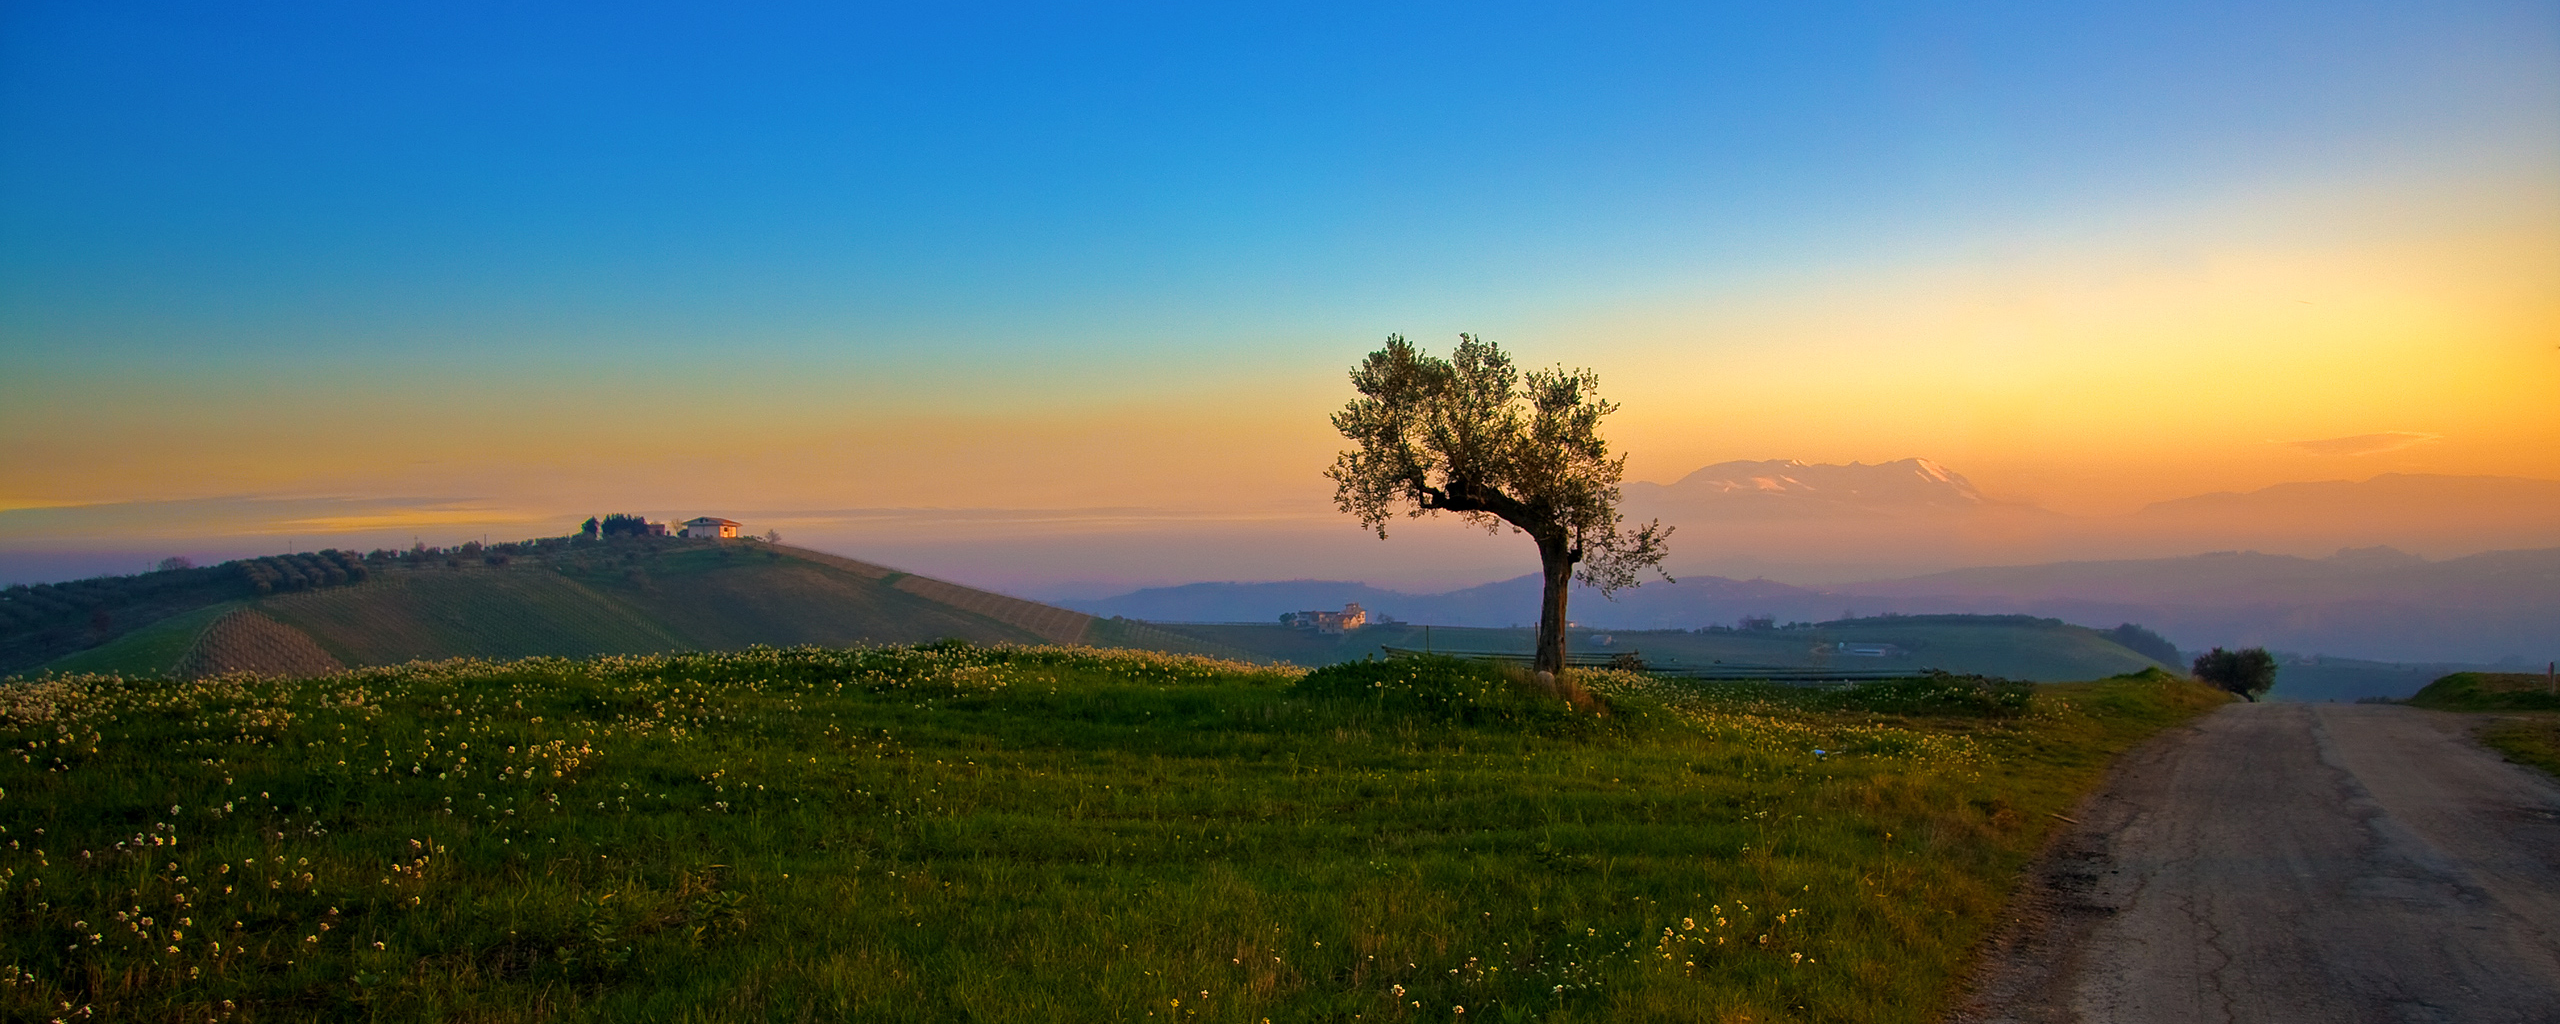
{"left": 17, "top": 536, "right": 1236, "bottom": 678}
{"left": 15, "top": 535, "right": 2184, "bottom": 683}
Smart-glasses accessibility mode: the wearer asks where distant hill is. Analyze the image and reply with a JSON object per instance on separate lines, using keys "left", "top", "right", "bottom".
{"left": 1062, "top": 580, "right": 1420, "bottom": 624}
{"left": 1842, "top": 546, "right": 2560, "bottom": 664}
{"left": 1065, "top": 574, "right": 1847, "bottom": 631}
{"left": 17, "top": 537, "right": 1238, "bottom": 678}
{"left": 1073, "top": 543, "right": 2560, "bottom": 665}
{"left": 2407, "top": 670, "right": 2560, "bottom": 712}
{"left": 1139, "top": 614, "right": 2171, "bottom": 682}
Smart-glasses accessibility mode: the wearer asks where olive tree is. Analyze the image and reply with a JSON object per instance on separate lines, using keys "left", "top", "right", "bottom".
{"left": 1327, "top": 334, "right": 1671, "bottom": 675}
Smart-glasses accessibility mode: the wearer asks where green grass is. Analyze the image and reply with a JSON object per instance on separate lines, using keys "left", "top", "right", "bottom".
{"left": 2406, "top": 671, "right": 2560, "bottom": 712}
{"left": 2476, "top": 716, "right": 2560, "bottom": 779}
{"left": 0, "top": 649, "right": 2222, "bottom": 1023}
{"left": 2398, "top": 672, "right": 2560, "bottom": 781}
{"left": 258, "top": 553, "right": 1061, "bottom": 668}
{"left": 39, "top": 603, "right": 244, "bottom": 677}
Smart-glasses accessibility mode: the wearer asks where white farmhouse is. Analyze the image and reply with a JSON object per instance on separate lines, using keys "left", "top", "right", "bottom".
{"left": 681, "top": 516, "right": 741, "bottom": 539}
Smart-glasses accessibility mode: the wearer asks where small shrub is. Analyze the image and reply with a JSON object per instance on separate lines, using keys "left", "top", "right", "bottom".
{"left": 2191, "top": 647, "right": 2277, "bottom": 702}
{"left": 1294, "top": 654, "right": 1600, "bottom": 727}
{"left": 1826, "top": 671, "right": 2037, "bottom": 718}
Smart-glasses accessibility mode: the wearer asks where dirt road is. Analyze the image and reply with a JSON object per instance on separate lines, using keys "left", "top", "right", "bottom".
{"left": 1957, "top": 702, "right": 2560, "bottom": 1024}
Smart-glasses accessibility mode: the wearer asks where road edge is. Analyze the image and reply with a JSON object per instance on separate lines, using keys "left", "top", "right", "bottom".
{"left": 1942, "top": 705, "right": 2227, "bottom": 1024}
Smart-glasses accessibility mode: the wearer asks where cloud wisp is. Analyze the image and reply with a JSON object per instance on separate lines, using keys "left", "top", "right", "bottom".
{"left": 2284, "top": 432, "right": 2443, "bottom": 457}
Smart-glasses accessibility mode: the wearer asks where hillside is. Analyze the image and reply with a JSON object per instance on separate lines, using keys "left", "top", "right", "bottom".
{"left": 16, "top": 537, "right": 1239, "bottom": 678}
{"left": 2407, "top": 671, "right": 2560, "bottom": 712}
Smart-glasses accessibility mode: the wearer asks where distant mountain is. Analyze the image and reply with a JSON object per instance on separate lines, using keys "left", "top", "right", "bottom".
{"left": 1613, "top": 457, "right": 2074, "bottom": 580}
{"left": 1060, "top": 581, "right": 1416, "bottom": 624}
{"left": 1620, "top": 457, "right": 2008, "bottom": 518}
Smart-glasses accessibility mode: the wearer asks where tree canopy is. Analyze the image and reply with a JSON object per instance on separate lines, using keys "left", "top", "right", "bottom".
{"left": 2192, "top": 646, "right": 2278, "bottom": 702}
{"left": 1327, "top": 334, "right": 1669, "bottom": 674}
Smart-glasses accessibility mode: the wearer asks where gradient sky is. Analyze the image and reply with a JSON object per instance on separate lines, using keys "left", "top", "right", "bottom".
{"left": 4, "top": 1, "right": 2555, "bottom": 588}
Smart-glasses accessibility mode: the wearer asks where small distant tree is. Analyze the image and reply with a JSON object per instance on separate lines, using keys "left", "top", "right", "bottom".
{"left": 763, "top": 529, "right": 781, "bottom": 544}
{"left": 1328, "top": 334, "right": 1671, "bottom": 676}
{"left": 156, "top": 556, "right": 194, "bottom": 572}
{"left": 580, "top": 517, "right": 601, "bottom": 540}
{"left": 2192, "top": 646, "right": 2278, "bottom": 702}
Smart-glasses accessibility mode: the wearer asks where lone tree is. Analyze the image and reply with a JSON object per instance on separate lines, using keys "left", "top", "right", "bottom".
{"left": 2192, "top": 646, "right": 2278, "bottom": 702}
{"left": 1328, "top": 334, "right": 1672, "bottom": 676}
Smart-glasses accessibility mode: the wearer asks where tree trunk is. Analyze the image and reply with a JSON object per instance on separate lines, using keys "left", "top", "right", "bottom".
{"left": 1534, "top": 533, "right": 1573, "bottom": 677}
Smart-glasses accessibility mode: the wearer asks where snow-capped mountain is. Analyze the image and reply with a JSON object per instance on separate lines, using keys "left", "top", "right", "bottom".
{"left": 1621, "top": 457, "right": 2004, "bottom": 517}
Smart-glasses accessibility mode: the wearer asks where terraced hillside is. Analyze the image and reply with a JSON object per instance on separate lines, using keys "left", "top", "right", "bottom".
{"left": 20, "top": 538, "right": 1242, "bottom": 677}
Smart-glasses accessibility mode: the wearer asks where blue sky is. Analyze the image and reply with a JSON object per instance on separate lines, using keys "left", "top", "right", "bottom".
{"left": 9, "top": 1, "right": 2545, "bottom": 356}
{"left": 3, "top": 1, "right": 2555, "bottom": 588}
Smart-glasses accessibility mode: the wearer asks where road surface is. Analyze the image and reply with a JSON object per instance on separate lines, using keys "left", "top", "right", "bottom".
{"left": 1956, "top": 702, "right": 2560, "bottom": 1024}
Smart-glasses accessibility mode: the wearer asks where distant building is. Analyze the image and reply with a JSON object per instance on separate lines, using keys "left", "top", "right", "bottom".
{"left": 681, "top": 517, "right": 741, "bottom": 539}
{"left": 1284, "top": 603, "right": 1368, "bottom": 634}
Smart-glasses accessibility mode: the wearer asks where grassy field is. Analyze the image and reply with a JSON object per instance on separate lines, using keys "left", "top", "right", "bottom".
{"left": 0, "top": 648, "right": 2223, "bottom": 1023}
{"left": 1157, "top": 619, "right": 2167, "bottom": 682}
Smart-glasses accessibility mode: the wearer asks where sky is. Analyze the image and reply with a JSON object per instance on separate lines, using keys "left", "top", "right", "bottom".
{"left": 3, "top": 1, "right": 2556, "bottom": 592}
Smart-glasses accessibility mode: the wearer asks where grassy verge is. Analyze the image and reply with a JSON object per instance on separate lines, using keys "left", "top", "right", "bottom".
{"left": 0, "top": 650, "right": 2221, "bottom": 1023}
{"left": 2404, "top": 672, "right": 2560, "bottom": 779}
{"left": 2405, "top": 671, "right": 2560, "bottom": 712}
{"left": 2476, "top": 717, "right": 2560, "bottom": 779}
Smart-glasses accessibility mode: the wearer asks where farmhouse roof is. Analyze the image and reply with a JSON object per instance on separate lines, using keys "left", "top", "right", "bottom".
{"left": 683, "top": 516, "right": 742, "bottom": 527}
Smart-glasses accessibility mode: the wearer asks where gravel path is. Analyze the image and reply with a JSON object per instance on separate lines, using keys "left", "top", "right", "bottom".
{"left": 1954, "top": 702, "right": 2560, "bottom": 1024}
